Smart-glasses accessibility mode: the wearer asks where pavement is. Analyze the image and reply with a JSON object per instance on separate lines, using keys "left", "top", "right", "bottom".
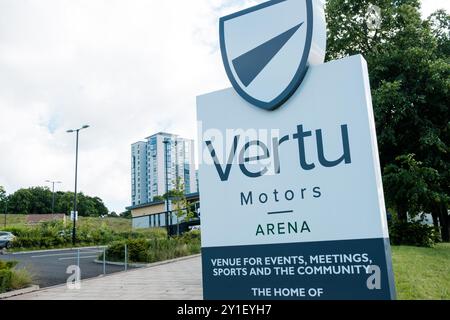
{"left": 6, "top": 254, "right": 203, "bottom": 300}
{"left": 0, "top": 247, "right": 133, "bottom": 288}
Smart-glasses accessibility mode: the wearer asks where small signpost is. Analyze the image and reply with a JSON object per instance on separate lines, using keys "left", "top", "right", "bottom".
{"left": 70, "top": 211, "right": 78, "bottom": 222}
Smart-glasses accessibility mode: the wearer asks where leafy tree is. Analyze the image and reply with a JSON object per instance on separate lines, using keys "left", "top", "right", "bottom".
{"left": 8, "top": 188, "right": 33, "bottom": 214}
{"left": 383, "top": 154, "right": 443, "bottom": 220}
{"left": 55, "top": 191, "right": 74, "bottom": 215}
{"left": 121, "top": 210, "right": 132, "bottom": 219}
{"left": 428, "top": 10, "right": 450, "bottom": 59}
{"left": 0, "top": 186, "right": 6, "bottom": 211}
{"left": 163, "top": 179, "right": 194, "bottom": 235}
{"left": 153, "top": 195, "right": 165, "bottom": 202}
{"left": 326, "top": 0, "right": 450, "bottom": 240}
{"left": 6, "top": 187, "right": 109, "bottom": 217}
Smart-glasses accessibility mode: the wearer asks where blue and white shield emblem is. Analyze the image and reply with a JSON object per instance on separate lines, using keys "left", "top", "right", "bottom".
{"left": 220, "top": 0, "right": 326, "bottom": 110}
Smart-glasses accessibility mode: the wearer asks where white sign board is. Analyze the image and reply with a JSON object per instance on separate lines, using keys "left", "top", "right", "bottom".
{"left": 70, "top": 211, "right": 78, "bottom": 222}
{"left": 197, "top": 55, "right": 396, "bottom": 300}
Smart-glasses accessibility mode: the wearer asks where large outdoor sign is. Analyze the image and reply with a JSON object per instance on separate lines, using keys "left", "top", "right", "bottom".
{"left": 197, "top": 0, "right": 396, "bottom": 300}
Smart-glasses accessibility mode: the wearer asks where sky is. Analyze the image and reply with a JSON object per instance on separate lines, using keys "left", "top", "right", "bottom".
{"left": 0, "top": 0, "right": 448, "bottom": 214}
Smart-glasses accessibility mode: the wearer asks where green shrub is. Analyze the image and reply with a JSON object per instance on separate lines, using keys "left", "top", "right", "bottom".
{"left": 0, "top": 269, "right": 13, "bottom": 293}
{"left": 389, "top": 220, "right": 441, "bottom": 247}
{"left": 103, "top": 233, "right": 201, "bottom": 264}
{"left": 2, "top": 220, "right": 169, "bottom": 251}
{"left": 0, "top": 260, "right": 32, "bottom": 294}
{"left": 0, "top": 260, "right": 18, "bottom": 270}
{"left": 103, "top": 240, "right": 127, "bottom": 261}
{"left": 9, "top": 269, "right": 32, "bottom": 291}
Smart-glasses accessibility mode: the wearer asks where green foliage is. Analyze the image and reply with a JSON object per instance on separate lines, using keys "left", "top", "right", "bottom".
{"left": 120, "top": 210, "right": 132, "bottom": 219}
{"left": 383, "top": 154, "right": 444, "bottom": 219}
{"left": 326, "top": 0, "right": 450, "bottom": 240}
{"left": 0, "top": 260, "right": 31, "bottom": 294}
{"left": 152, "top": 195, "right": 165, "bottom": 202}
{"left": 1, "top": 219, "right": 164, "bottom": 250}
{"left": 392, "top": 243, "right": 450, "bottom": 299}
{"left": 0, "top": 260, "right": 18, "bottom": 270}
{"left": 0, "top": 270, "right": 13, "bottom": 293}
{"left": 6, "top": 186, "right": 109, "bottom": 216}
{"left": 103, "top": 232, "right": 201, "bottom": 263}
{"left": 389, "top": 218, "right": 441, "bottom": 247}
{"left": 0, "top": 186, "right": 6, "bottom": 210}
{"left": 163, "top": 179, "right": 195, "bottom": 236}
{"left": 428, "top": 10, "right": 450, "bottom": 59}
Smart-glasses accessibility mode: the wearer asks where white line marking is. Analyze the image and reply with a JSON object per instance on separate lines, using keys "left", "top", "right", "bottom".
{"left": 58, "top": 255, "right": 98, "bottom": 261}
{"left": 12, "top": 246, "right": 106, "bottom": 255}
{"left": 31, "top": 251, "right": 103, "bottom": 258}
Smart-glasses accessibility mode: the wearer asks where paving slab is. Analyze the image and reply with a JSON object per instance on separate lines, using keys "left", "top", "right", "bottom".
{"left": 7, "top": 255, "right": 203, "bottom": 300}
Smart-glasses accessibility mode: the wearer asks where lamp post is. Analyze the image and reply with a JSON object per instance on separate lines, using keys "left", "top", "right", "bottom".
{"left": 163, "top": 138, "right": 170, "bottom": 238}
{"left": 45, "top": 180, "right": 62, "bottom": 216}
{"left": 3, "top": 197, "right": 7, "bottom": 228}
{"left": 67, "top": 125, "right": 89, "bottom": 246}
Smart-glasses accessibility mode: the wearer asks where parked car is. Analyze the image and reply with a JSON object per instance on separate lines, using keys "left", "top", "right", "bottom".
{"left": 189, "top": 225, "right": 201, "bottom": 231}
{"left": 0, "top": 231, "right": 15, "bottom": 249}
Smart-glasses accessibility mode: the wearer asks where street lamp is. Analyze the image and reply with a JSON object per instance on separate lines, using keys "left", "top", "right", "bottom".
{"left": 67, "top": 125, "right": 90, "bottom": 246}
{"left": 45, "top": 180, "right": 62, "bottom": 216}
{"left": 3, "top": 197, "right": 7, "bottom": 228}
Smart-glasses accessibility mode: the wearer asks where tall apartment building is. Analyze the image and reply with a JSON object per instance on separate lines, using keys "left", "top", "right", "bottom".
{"left": 131, "top": 132, "right": 197, "bottom": 206}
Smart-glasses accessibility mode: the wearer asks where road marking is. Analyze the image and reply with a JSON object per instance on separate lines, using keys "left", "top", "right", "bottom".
{"left": 58, "top": 255, "right": 99, "bottom": 261}
{"left": 31, "top": 251, "right": 103, "bottom": 258}
{"left": 11, "top": 246, "right": 106, "bottom": 255}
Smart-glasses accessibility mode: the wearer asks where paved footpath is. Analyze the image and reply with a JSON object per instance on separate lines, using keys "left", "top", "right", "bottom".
{"left": 8, "top": 255, "right": 202, "bottom": 300}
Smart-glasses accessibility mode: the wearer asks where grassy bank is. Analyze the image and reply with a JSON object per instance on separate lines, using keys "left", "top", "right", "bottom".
{"left": 0, "top": 214, "right": 131, "bottom": 231}
{"left": 392, "top": 243, "right": 450, "bottom": 300}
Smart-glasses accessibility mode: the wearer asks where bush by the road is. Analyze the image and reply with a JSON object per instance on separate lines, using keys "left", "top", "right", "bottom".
{"left": 0, "top": 260, "right": 32, "bottom": 294}
{"left": 389, "top": 220, "right": 441, "bottom": 247}
{"left": 103, "top": 230, "right": 201, "bottom": 263}
{"left": 2, "top": 220, "right": 168, "bottom": 250}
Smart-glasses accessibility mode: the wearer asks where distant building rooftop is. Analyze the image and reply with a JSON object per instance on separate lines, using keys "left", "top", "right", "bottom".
{"left": 126, "top": 192, "right": 199, "bottom": 211}
{"left": 144, "top": 132, "right": 178, "bottom": 140}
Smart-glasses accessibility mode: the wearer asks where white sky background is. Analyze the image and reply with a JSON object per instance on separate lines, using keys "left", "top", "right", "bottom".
{"left": 0, "top": 0, "right": 448, "bottom": 214}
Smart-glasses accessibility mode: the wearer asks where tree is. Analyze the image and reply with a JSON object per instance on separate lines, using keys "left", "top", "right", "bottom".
{"left": 326, "top": 0, "right": 450, "bottom": 240}
{"left": 8, "top": 188, "right": 33, "bottom": 214}
{"left": 428, "top": 10, "right": 450, "bottom": 59}
{"left": 0, "top": 186, "right": 6, "bottom": 214}
{"left": 383, "top": 154, "right": 442, "bottom": 221}
{"left": 153, "top": 195, "right": 165, "bottom": 202}
{"left": 6, "top": 187, "right": 110, "bottom": 217}
{"left": 121, "top": 210, "right": 132, "bottom": 219}
{"left": 163, "top": 179, "right": 194, "bottom": 235}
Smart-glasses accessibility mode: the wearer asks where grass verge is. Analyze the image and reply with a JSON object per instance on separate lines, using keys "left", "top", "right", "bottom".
{"left": 392, "top": 243, "right": 450, "bottom": 300}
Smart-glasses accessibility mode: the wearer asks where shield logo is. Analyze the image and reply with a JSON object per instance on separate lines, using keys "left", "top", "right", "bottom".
{"left": 220, "top": 0, "right": 326, "bottom": 110}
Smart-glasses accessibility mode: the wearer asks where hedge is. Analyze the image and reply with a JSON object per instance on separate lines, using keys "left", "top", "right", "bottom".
{"left": 103, "top": 231, "right": 201, "bottom": 263}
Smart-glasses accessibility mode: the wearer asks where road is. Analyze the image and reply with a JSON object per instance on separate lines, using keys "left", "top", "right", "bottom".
{"left": 0, "top": 247, "right": 134, "bottom": 288}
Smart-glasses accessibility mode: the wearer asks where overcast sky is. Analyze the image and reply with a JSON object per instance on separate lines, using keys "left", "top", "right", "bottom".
{"left": 0, "top": 0, "right": 448, "bottom": 214}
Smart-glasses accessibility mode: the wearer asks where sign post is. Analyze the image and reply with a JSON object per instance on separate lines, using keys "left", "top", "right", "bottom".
{"left": 197, "top": 0, "right": 395, "bottom": 300}
{"left": 70, "top": 211, "right": 78, "bottom": 222}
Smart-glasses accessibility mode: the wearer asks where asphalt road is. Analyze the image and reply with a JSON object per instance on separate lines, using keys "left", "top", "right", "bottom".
{"left": 0, "top": 247, "right": 135, "bottom": 288}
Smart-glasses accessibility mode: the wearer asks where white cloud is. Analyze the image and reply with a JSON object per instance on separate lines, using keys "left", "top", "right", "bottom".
{"left": 0, "top": 0, "right": 257, "bottom": 213}
{"left": 0, "top": 0, "right": 447, "bottom": 213}
{"left": 421, "top": 0, "right": 450, "bottom": 18}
